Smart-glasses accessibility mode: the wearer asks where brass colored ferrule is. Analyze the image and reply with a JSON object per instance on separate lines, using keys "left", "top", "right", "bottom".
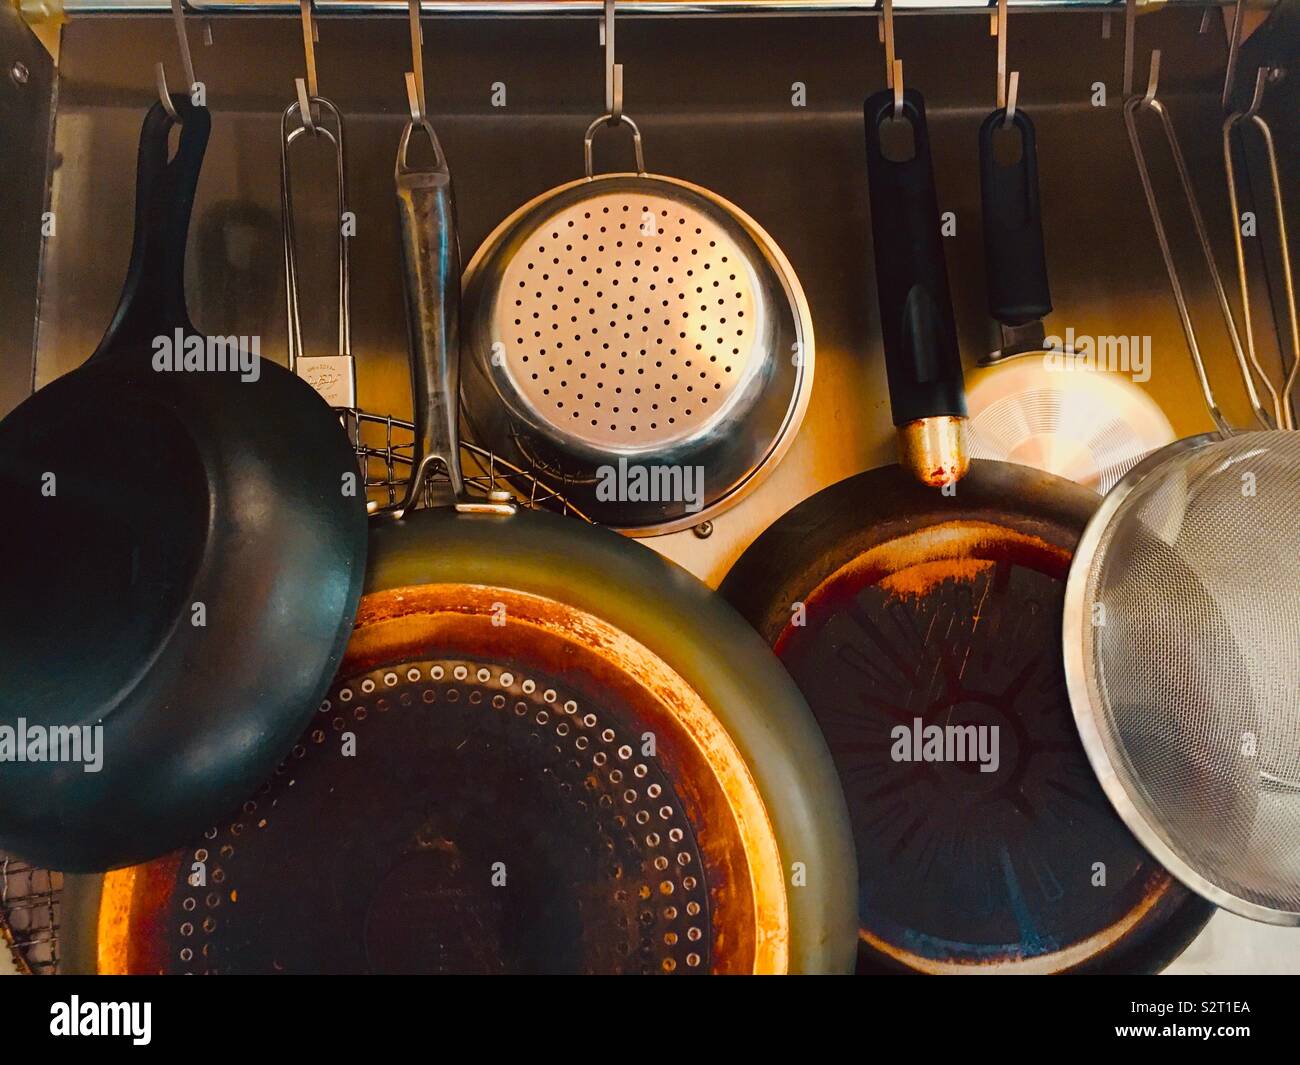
{"left": 897, "top": 416, "right": 971, "bottom": 488}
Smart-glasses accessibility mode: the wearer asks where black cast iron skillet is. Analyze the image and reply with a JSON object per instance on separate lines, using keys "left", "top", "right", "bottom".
{"left": 720, "top": 86, "right": 1213, "bottom": 973}
{"left": 0, "top": 98, "right": 367, "bottom": 872}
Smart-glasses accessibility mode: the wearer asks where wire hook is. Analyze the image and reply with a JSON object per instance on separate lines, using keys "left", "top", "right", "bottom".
{"left": 995, "top": 0, "right": 1007, "bottom": 109}
{"left": 155, "top": 62, "right": 180, "bottom": 120}
{"left": 601, "top": 0, "right": 624, "bottom": 124}
{"left": 298, "top": 0, "right": 320, "bottom": 131}
{"left": 407, "top": 0, "right": 427, "bottom": 124}
{"left": 1140, "top": 48, "right": 1161, "bottom": 112}
{"left": 993, "top": 0, "right": 1020, "bottom": 129}
{"left": 1122, "top": 0, "right": 1137, "bottom": 98}
{"left": 157, "top": 0, "right": 198, "bottom": 118}
{"left": 1003, "top": 70, "right": 1019, "bottom": 128}
{"left": 1221, "top": 0, "right": 1246, "bottom": 110}
{"left": 881, "top": 0, "right": 903, "bottom": 116}
{"left": 1242, "top": 63, "right": 1270, "bottom": 120}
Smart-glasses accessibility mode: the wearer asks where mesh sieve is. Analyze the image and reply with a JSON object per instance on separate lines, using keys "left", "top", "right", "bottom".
{"left": 1065, "top": 431, "right": 1300, "bottom": 923}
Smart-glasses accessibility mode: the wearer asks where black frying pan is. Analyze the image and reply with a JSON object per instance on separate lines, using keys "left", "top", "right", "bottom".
{"left": 719, "top": 86, "right": 1214, "bottom": 973}
{"left": 0, "top": 99, "right": 368, "bottom": 872}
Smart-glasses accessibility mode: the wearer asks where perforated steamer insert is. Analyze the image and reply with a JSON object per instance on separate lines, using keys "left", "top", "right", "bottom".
{"left": 76, "top": 583, "right": 807, "bottom": 975}
{"left": 89, "top": 657, "right": 715, "bottom": 974}
{"left": 462, "top": 115, "right": 813, "bottom": 534}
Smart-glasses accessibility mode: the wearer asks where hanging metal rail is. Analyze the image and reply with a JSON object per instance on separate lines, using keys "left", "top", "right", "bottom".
{"left": 53, "top": 1, "right": 1280, "bottom": 20}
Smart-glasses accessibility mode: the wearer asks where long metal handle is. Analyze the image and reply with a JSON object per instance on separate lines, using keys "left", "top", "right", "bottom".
{"left": 395, "top": 118, "right": 467, "bottom": 508}
{"left": 1122, "top": 54, "right": 1273, "bottom": 436}
{"left": 1223, "top": 69, "right": 1297, "bottom": 432}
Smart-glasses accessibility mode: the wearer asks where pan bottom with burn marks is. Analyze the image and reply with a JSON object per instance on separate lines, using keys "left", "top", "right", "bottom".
{"left": 722, "top": 463, "right": 1213, "bottom": 973}
{"left": 97, "top": 659, "right": 712, "bottom": 975}
{"left": 785, "top": 533, "right": 1178, "bottom": 972}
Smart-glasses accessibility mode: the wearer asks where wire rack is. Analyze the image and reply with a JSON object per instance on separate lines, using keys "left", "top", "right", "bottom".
{"left": 340, "top": 407, "right": 594, "bottom": 520}
{"left": 0, "top": 857, "right": 61, "bottom": 975}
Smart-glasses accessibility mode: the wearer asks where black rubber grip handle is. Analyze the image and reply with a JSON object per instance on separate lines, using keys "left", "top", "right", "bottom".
{"left": 979, "top": 107, "right": 1052, "bottom": 326}
{"left": 92, "top": 97, "right": 211, "bottom": 362}
{"left": 864, "top": 88, "right": 966, "bottom": 426}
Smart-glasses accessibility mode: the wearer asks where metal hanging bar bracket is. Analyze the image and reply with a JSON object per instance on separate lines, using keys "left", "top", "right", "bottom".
{"left": 54, "top": 2, "right": 1289, "bottom": 17}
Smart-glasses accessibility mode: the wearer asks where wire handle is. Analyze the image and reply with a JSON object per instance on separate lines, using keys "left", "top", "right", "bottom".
{"left": 280, "top": 95, "right": 354, "bottom": 405}
{"left": 1123, "top": 51, "right": 1274, "bottom": 437}
{"left": 1223, "top": 67, "right": 1297, "bottom": 431}
{"left": 583, "top": 113, "right": 645, "bottom": 177}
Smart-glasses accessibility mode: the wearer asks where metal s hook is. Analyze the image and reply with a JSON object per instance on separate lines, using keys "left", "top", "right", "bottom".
{"left": 407, "top": 0, "right": 427, "bottom": 124}
{"left": 1140, "top": 48, "right": 1160, "bottom": 112}
{"left": 295, "top": 77, "right": 313, "bottom": 130}
{"left": 298, "top": 0, "right": 320, "bottom": 131}
{"left": 993, "top": 0, "right": 1019, "bottom": 129}
{"left": 1003, "top": 70, "right": 1019, "bottom": 128}
{"left": 1122, "top": 0, "right": 1137, "bottom": 98}
{"left": 601, "top": 0, "right": 624, "bottom": 125}
{"left": 1221, "top": 0, "right": 1246, "bottom": 110}
{"left": 883, "top": 0, "right": 904, "bottom": 117}
{"left": 155, "top": 62, "right": 180, "bottom": 120}
{"left": 881, "top": 0, "right": 903, "bottom": 116}
{"left": 157, "top": 0, "right": 198, "bottom": 119}
{"left": 995, "top": 0, "right": 1007, "bottom": 108}
{"left": 1242, "top": 62, "right": 1270, "bottom": 120}
{"left": 405, "top": 73, "right": 423, "bottom": 124}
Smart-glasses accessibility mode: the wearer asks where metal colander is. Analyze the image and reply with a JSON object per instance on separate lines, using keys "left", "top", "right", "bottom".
{"left": 462, "top": 115, "right": 813, "bottom": 534}
{"left": 1063, "top": 72, "right": 1300, "bottom": 925}
{"left": 1065, "top": 431, "right": 1300, "bottom": 923}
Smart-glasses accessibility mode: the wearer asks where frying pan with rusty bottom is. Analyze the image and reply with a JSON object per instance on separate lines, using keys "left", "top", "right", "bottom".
{"left": 718, "top": 87, "right": 1213, "bottom": 974}
{"left": 59, "top": 114, "right": 857, "bottom": 976}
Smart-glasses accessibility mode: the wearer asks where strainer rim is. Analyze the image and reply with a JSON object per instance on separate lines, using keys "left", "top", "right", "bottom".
{"left": 1062, "top": 429, "right": 1300, "bottom": 925}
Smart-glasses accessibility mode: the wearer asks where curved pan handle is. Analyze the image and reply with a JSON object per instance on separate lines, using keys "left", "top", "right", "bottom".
{"left": 979, "top": 108, "right": 1052, "bottom": 328}
{"left": 863, "top": 88, "right": 968, "bottom": 487}
{"left": 394, "top": 119, "right": 466, "bottom": 509}
{"left": 91, "top": 96, "right": 211, "bottom": 363}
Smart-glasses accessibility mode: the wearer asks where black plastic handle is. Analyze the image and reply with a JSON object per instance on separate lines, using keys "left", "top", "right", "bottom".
{"left": 979, "top": 108, "right": 1052, "bottom": 327}
{"left": 863, "top": 88, "right": 966, "bottom": 426}
{"left": 91, "top": 97, "right": 211, "bottom": 363}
